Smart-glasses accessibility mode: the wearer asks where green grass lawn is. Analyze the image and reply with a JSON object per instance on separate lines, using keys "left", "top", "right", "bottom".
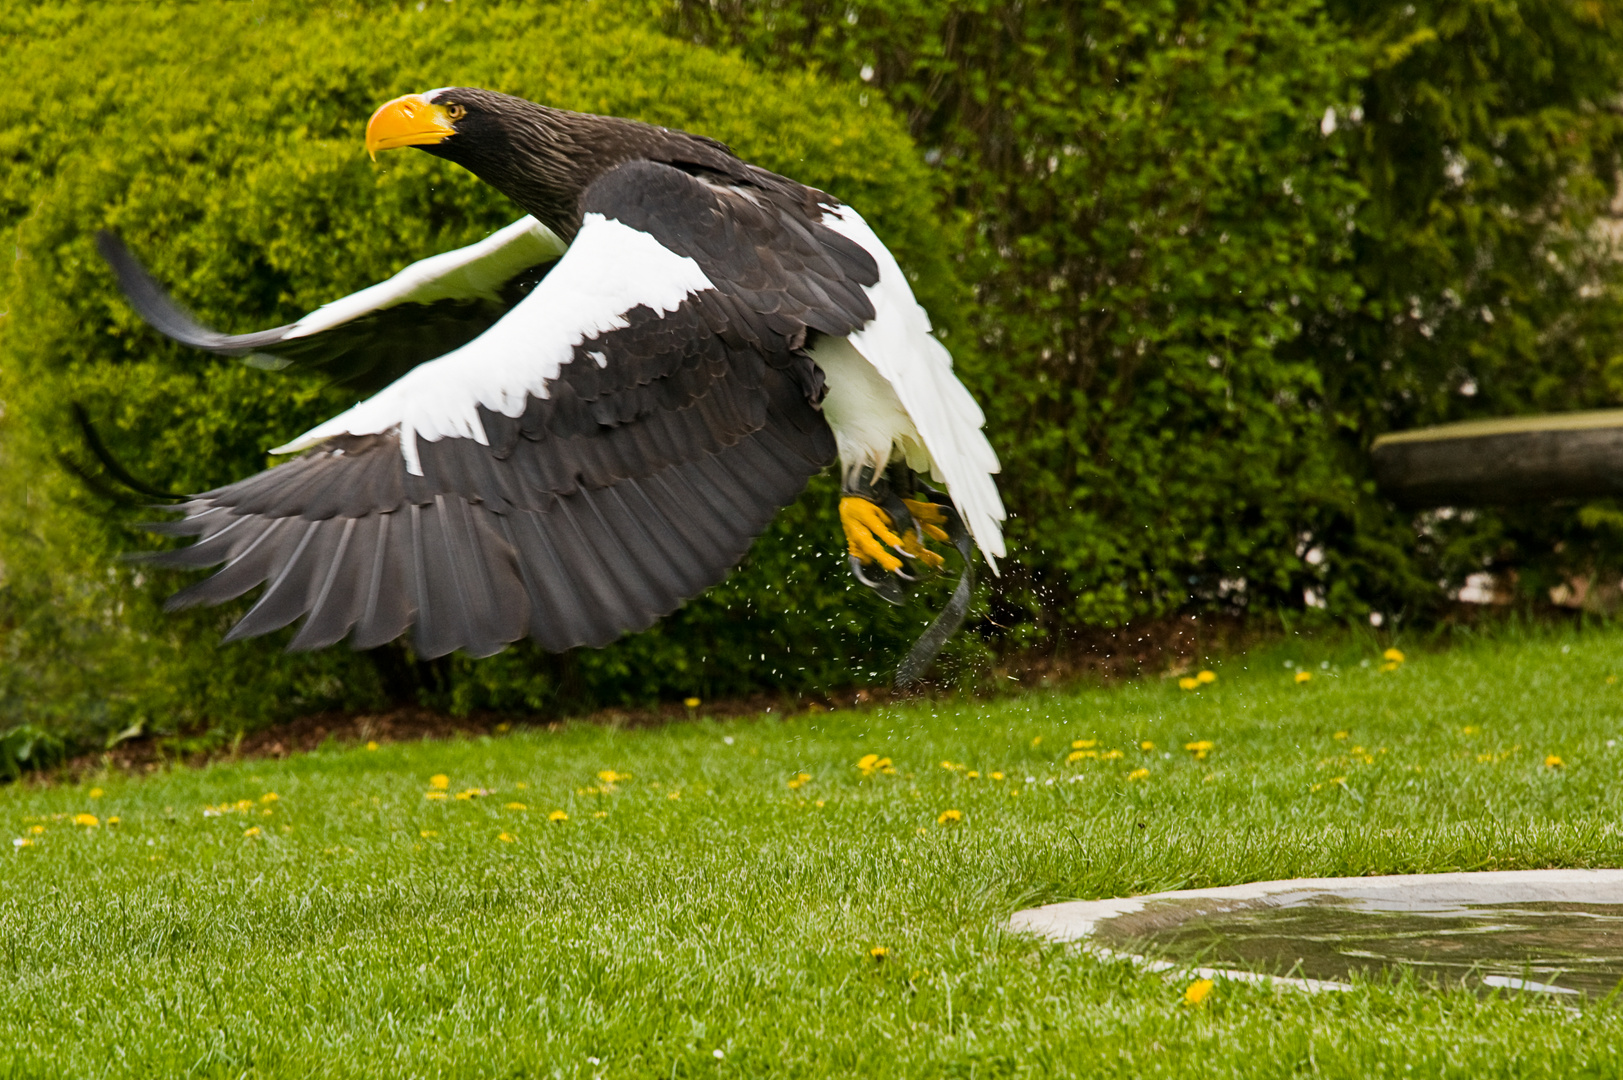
{"left": 4, "top": 624, "right": 1623, "bottom": 1077}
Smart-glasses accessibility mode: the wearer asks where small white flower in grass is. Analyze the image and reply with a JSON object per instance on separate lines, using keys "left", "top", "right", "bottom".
{"left": 1320, "top": 106, "right": 1337, "bottom": 136}
{"left": 587, "top": 1057, "right": 600, "bottom": 1066}
{"left": 713, "top": 1049, "right": 725, "bottom": 1060}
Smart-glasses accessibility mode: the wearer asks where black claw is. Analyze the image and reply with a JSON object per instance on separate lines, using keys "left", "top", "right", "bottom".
{"left": 849, "top": 554, "right": 906, "bottom": 604}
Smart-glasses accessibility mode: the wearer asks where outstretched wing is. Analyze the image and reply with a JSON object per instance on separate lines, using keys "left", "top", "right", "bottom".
{"left": 141, "top": 161, "right": 879, "bottom": 658}
{"left": 98, "top": 216, "right": 567, "bottom": 395}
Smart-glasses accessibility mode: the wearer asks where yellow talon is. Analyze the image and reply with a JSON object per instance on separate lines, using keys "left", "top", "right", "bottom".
{"left": 902, "top": 498, "right": 951, "bottom": 543}
{"left": 841, "top": 497, "right": 904, "bottom": 573}
{"left": 899, "top": 530, "right": 946, "bottom": 570}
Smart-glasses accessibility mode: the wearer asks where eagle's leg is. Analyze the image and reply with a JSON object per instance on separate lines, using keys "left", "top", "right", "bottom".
{"left": 841, "top": 465, "right": 950, "bottom": 600}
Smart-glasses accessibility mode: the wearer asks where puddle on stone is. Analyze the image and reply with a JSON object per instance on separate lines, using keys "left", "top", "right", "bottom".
{"left": 1096, "top": 896, "right": 1623, "bottom": 998}
{"left": 1009, "top": 871, "right": 1623, "bottom": 999}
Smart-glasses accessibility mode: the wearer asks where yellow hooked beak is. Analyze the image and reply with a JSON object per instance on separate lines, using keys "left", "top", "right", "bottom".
{"left": 365, "top": 94, "right": 455, "bottom": 159}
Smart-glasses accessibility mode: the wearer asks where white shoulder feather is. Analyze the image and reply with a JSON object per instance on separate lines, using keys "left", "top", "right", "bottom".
{"left": 284, "top": 215, "right": 568, "bottom": 339}
{"left": 273, "top": 213, "right": 714, "bottom": 473}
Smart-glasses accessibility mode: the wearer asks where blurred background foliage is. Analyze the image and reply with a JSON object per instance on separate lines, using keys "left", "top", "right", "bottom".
{"left": 1, "top": 0, "right": 1621, "bottom": 750}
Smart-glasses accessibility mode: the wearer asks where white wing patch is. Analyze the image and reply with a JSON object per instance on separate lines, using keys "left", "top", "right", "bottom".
{"left": 284, "top": 216, "right": 567, "bottom": 339}
{"left": 819, "top": 206, "right": 1006, "bottom": 569}
{"left": 273, "top": 214, "right": 715, "bottom": 473}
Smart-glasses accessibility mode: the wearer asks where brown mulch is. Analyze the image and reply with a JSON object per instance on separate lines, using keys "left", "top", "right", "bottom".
{"left": 62, "top": 611, "right": 1263, "bottom": 780}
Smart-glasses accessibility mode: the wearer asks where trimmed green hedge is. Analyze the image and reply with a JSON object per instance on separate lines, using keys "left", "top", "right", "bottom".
{"left": 0, "top": 1, "right": 961, "bottom": 745}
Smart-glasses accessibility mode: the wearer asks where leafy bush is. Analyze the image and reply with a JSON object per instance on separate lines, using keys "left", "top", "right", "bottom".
{"left": 0, "top": 1, "right": 960, "bottom": 744}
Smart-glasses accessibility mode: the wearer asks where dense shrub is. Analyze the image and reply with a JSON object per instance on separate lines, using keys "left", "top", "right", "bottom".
{"left": 668, "top": 0, "right": 1623, "bottom": 629}
{"left": 0, "top": 1, "right": 958, "bottom": 744}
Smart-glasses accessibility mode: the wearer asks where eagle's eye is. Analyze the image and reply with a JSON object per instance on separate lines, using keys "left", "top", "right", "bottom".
{"left": 446, "top": 103, "right": 468, "bottom": 121}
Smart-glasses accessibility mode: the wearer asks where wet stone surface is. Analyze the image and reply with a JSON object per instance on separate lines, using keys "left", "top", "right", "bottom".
{"left": 1010, "top": 871, "right": 1623, "bottom": 998}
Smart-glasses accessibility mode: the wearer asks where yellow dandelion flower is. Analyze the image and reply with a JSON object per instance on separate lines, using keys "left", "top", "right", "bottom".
{"left": 597, "top": 770, "right": 630, "bottom": 784}
{"left": 870, "top": 946, "right": 889, "bottom": 959}
{"left": 106, "top": 816, "right": 120, "bottom": 825}
{"left": 937, "top": 809, "right": 962, "bottom": 825}
{"left": 1545, "top": 755, "right": 1564, "bottom": 769}
{"left": 1461, "top": 725, "right": 1479, "bottom": 735}
{"left": 365, "top": 741, "right": 379, "bottom": 751}
{"left": 857, "top": 753, "right": 880, "bottom": 771}
{"left": 1178, "top": 676, "right": 1200, "bottom": 690}
{"left": 429, "top": 775, "right": 450, "bottom": 790}
{"left": 28, "top": 825, "right": 44, "bottom": 835}
{"left": 1100, "top": 750, "right": 1123, "bottom": 761}
{"left": 1127, "top": 768, "right": 1150, "bottom": 781}
{"left": 1294, "top": 671, "right": 1312, "bottom": 684}
{"left": 454, "top": 790, "right": 475, "bottom": 801}
{"left": 1185, "top": 740, "right": 1214, "bottom": 754}
{"left": 420, "top": 830, "right": 438, "bottom": 838}
{"left": 1072, "top": 739, "right": 1097, "bottom": 750}
{"left": 506, "top": 802, "right": 528, "bottom": 811}
{"left": 548, "top": 810, "right": 568, "bottom": 822}
{"left": 787, "top": 772, "right": 812, "bottom": 790}
{"left": 990, "top": 771, "right": 1005, "bottom": 781}
{"left": 1066, "top": 749, "right": 1096, "bottom": 763}
{"left": 1333, "top": 730, "right": 1349, "bottom": 740}
{"left": 1140, "top": 741, "right": 1156, "bottom": 751}
{"left": 260, "top": 792, "right": 278, "bottom": 803}
{"left": 815, "top": 799, "right": 826, "bottom": 807}
{"left": 667, "top": 791, "right": 681, "bottom": 800}
{"left": 425, "top": 792, "right": 447, "bottom": 801}
{"left": 1030, "top": 736, "right": 1043, "bottom": 747}
{"left": 73, "top": 814, "right": 99, "bottom": 828}
{"left": 1184, "top": 978, "right": 1214, "bottom": 1005}
{"left": 242, "top": 826, "right": 261, "bottom": 838}
{"left": 592, "top": 811, "right": 608, "bottom": 818}
{"left": 1380, "top": 661, "right": 1399, "bottom": 672}
{"left": 494, "top": 723, "right": 511, "bottom": 734}
{"left": 88, "top": 788, "right": 103, "bottom": 799}
{"left": 684, "top": 697, "right": 701, "bottom": 708}
{"left": 498, "top": 832, "right": 516, "bottom": 843}
{"left": 939, "top": 760, "right": 960, "bottom": 771}
{"left": 966, "top": 770, "right": 980, "bottom": 779}
{"left": 1383, "top": 648, "right": 1405, "bottom": 663}
{"left": 1196, "top": 670, "right": 1217, "bottom": 684}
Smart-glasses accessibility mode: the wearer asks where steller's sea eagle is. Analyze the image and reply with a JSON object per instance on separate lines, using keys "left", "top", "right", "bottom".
{"left": 98, "top": 88, "right": 1005, "bottom": 667}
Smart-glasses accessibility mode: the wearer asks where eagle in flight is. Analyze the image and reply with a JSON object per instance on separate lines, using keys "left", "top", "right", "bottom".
{"left": 99, "top": 89, "right": 1005, "bottom": 661}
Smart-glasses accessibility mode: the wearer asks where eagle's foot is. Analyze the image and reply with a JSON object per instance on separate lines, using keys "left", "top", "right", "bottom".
{"left": 842, "top": 495, "right": 949, "bottom": 576}
{"left": 900, "top": 498, "right": 949, "bottom": 569}
{"left": 841, "top": 496, "right": 905, "bottom": 574}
